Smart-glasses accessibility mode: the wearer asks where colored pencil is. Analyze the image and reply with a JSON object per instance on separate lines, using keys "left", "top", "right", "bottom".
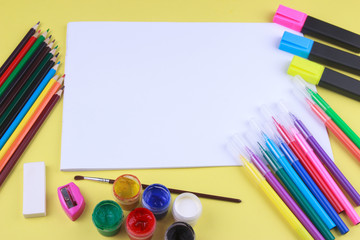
{"left": 0, "top": 39, "right": 54, "bottom": 106}
{"left": 0, "top": 62, "right": 59, "bottom": 148}
{"left": 0, "top": 75, "right": 64, "bottom": 172}
{"left": 0, "top": 22, "right": 39, "bottom": 78}
{"left": 0, "top": 58, "right": 58, "bottom": 140}
{"left": 292, "top": 127, "right": 360, "bottom": 225}
{"left": 0, "top": 49, "right": 57, "bottom": 117}
{"left": 0, "top": 31, "right": 48, "bottom": 97}
{"left": 0, "top": 88, "right": 63, "bottom": 187}
{"left": 0, "top": 31, "right": 40, "bottom": 87}
{"left": 0, "top": 77, "right": 56, "bottom": 172}
{"left": 74, "top": 175, "right": 242, "bottom": 203}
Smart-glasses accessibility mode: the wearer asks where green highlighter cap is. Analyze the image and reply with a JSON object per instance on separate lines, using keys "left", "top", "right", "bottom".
{"left": 288, "top": 56, "right": 325, "bottom": 85}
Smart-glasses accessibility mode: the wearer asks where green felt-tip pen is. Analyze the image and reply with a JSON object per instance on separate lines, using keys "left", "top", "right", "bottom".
{"left": 306, "top": 87, "right": 360, "bottom": 150}
{"left": 259, "top": 143, "right": 334, "bottom": 240}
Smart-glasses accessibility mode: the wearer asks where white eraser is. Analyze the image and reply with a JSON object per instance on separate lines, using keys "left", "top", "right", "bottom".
{"left": 23, "top": 162, "right": 46, "bottom": 218}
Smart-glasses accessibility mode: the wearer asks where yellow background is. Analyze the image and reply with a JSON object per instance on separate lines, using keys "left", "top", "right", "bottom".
{"left": 0, "top": 0, "right": 360, "bottom": 239}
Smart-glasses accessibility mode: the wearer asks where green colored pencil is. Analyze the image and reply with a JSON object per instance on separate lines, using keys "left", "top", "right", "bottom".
{"left": 0, "top": 30, "right": 48, "bottom": 98}
{"left": 0, "top": 54, "right": 57, "bottom": 132}
{"left": 306, "top": 87, "right": 360, "bottom": 151}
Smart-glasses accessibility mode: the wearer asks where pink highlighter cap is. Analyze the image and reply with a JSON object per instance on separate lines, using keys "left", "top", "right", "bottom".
{"left": 273, "top": 5, "right": 308, "bottom": 32}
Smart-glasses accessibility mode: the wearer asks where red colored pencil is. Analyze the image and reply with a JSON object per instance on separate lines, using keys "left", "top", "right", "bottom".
{"left": 0, "top": 88, "right": 63, "bottom": 187}
{"left": 0, "top": 31, "right": 40, "bottom": 88}
{"left": 0, "top": 22, "right": 39, "bottom": 78}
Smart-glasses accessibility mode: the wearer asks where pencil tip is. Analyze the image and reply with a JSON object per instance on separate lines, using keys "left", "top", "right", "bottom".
{"left": 52, "top": 39, "right": 55, "bottom": 43}
{"left": 49, "top": 35, "right": 52, "bottom": 39}
{"left": 61, "top": 86, "right": 65, "bottom": 90}
{"left": 62, "top": 74, "right": 66, "bottom": 77}
{"left": 57, "top": 61, "right": 60, "bottom": 64}
{"left": 38, "top": 30, "right": 41, "bottom": 33}
{"left": 74, "top": 176, "right": 84, "bottom": 180}
{"left": 47, "top": 28, "right": 49, "bottom": 32}
{"left": 55, "top": 53, "right": 59, "bottom": 57}
{"left": 37, "top": 21, "right": 40, "bottom": 24}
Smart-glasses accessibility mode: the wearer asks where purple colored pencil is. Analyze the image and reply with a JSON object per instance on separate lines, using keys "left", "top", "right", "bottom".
{"left": 248, "top": 148, "right": 324, "bottom": 240}
{"left": 290, "top": 113, "right": 360, "bottom": 206}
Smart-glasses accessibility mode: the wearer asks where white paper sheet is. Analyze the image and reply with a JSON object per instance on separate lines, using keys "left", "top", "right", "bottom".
{"left": 61, "top": 22, "right": 333, "bottom": 171}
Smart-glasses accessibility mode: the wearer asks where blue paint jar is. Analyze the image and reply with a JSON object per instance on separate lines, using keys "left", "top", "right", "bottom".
{"left": 142, "top": 183, "right": 171, "bottom": 220}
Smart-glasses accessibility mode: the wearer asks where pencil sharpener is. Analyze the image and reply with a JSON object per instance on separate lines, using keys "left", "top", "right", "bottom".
{"left": 57, "top": 182, "right": 85, "bottom": 221}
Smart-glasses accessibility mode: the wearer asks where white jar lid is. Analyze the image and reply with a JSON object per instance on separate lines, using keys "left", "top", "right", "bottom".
{"left": 172, "top": 193, "right": 202, "bottom": 226}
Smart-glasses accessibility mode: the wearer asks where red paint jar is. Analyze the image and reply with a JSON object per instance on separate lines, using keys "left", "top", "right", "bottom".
{"left": 126, "top": 208, "right": 156, "bottom": 240}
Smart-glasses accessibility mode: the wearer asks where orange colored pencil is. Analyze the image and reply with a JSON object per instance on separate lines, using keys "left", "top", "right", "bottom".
{"left": 0, "top": 75, "right": 64, "bottom": 172}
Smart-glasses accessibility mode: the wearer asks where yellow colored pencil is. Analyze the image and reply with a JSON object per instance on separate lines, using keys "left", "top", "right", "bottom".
{"left": 0, "top": 76, "right": 58, "bottom": 160}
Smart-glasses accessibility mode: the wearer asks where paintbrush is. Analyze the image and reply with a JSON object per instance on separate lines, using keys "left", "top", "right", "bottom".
{"left": 74, "top": 175, "right": 241, "bottom": 203}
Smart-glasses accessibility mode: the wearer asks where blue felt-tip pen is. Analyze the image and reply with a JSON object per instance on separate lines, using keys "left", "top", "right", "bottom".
{"left": 249, "top": 119, "right": 334, "bottom": 230}
{"left": 260, "top": 105, "right": 346, "bottom": 233}
{"left": 277, "top": 135, "right": 347, "bottom": 233}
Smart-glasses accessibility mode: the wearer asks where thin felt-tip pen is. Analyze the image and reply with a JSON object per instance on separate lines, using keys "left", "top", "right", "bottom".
{"left": 292, "top": 127, "right": 360, "bottom": 225}
{"left": 273, "top": 104, "right": 349, "bottom": 234}
{"left": 249, "top": 119, "right": 334, "bottom": 230}
{"left": 263, "top": 104, "right": 348, "bottom": 234}
{"left": 290, "top": 111, "right": 360, "bottom": 207}
{"left": 227, "top": 139, "right": 312, "bottom": 240}
{"left": 256, "top": 141, "right": 325, "bottom": 240}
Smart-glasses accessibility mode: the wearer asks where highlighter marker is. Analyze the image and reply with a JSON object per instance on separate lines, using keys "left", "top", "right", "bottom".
{"left": 280, "top": 31, "right": 360, "bottom": 76}
{"left": 288, "top": 56, "right": 360, "bottom": 101}
{"left": 273, "top": 5, "right": 360, "bottom": 53}
{"left": 249, "top": 120, "right": 334, "bottom": 230}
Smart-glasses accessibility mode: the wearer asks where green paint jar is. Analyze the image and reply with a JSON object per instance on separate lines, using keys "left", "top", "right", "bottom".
{"left": 92, "top": 200, "right": 124, "bottom": 236}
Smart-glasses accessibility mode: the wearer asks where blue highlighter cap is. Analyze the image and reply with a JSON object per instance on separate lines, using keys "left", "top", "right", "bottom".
{"left": 279, "top": 31, "right": 314, "bottom": 58}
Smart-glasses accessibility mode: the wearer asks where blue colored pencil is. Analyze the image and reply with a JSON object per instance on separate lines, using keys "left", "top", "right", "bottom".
{"left": 0, "top": 62, "right": 59, "bottom": 149}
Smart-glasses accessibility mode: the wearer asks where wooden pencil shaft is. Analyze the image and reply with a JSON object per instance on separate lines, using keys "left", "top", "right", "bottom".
{"left": 0, "top": 41, "right": 48, "bottom": 98}
{"left": 0, "top": 43, "right": 50, "bottom": 105}
{"left": 0, "top": 60, "right": 55, "bottom": 137}
{"left": 0, "top": 94, "right": 60, "bottom": 186}
{"left": 0, "top": 24, "right": 37, "bottom": 78}
{"left": 0, "top": 53, "right": 54, "bottom": 116}
{"left": 0, "top": 32, "right": 45, "bottom": 92}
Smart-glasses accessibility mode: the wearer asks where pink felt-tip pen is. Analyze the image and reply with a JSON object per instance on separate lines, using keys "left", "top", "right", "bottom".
{"left": 292, "top": 128, "right": 360, "bottom": 225}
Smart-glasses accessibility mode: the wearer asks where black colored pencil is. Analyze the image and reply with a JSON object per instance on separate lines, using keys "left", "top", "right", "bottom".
{"left": 0, "top": 50, "right": 56, "bottom": 117}
{"left": 0, "top": 57, "right": 58, "bottom": 137}
{"left": 0, "top": 38, "right": 53, "bottom": 106}
{"left": 0, "top": 88, "right": 63, "bottom": 187}
{"left": 0, "top": 22, "right": 40, "bottom": 78}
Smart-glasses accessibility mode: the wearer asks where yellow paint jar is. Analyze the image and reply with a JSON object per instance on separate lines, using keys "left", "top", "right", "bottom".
{"left": 112, "top": 174, "right": 142, "bottom": 211}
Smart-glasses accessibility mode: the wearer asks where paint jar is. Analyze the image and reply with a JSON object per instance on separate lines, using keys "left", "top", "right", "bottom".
{"left": 165, "top": 222, "right": 196, "bottom": 240}
{"left": 92, "top": 200, "right": 124, "bottom": 237}
{"left": 172, "top": 193, "right": 202, "bottom": 226}
{"left": 113, "top": 174, "right": 142, "bottom": 211}
{"left": 126, "top": 207, "right": 157, "bottom": 240}
{"left": 142, "top": 183, "right": 171, "bottom": 220}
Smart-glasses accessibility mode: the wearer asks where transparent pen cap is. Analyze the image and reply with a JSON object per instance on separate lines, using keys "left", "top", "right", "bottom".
{"left": 246, "top": 131, "right": 282, "bottom": 172}
{"left": 248, "top": 117, "right": 270, "bottom": 145}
